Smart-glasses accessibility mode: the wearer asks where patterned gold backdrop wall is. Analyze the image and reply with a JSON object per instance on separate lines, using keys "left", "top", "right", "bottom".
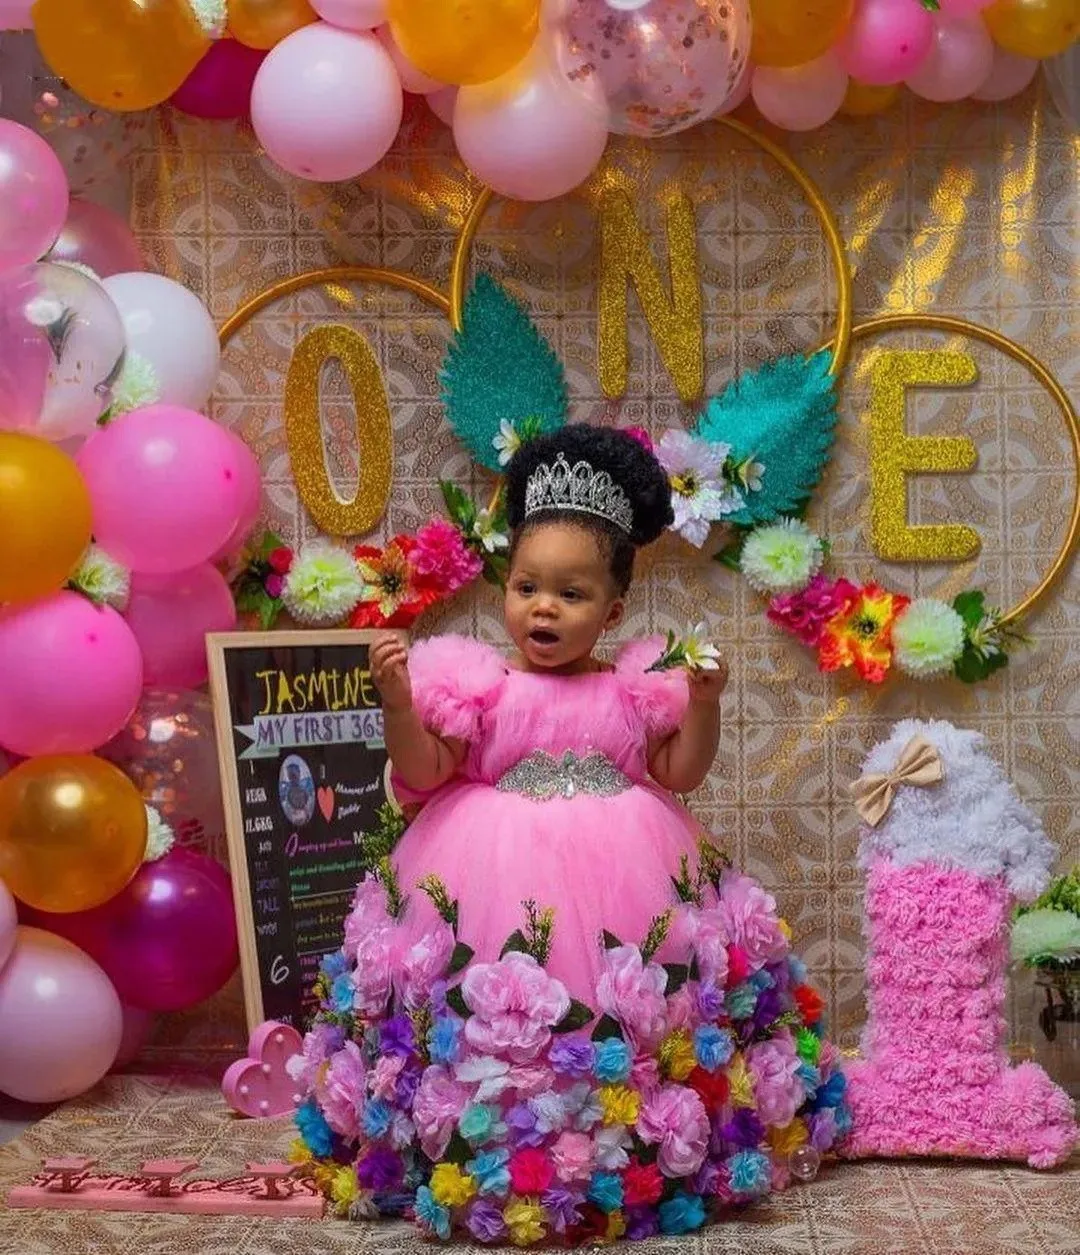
{"left": 134, "top": 88, "right": 1078, "bottom": 1053}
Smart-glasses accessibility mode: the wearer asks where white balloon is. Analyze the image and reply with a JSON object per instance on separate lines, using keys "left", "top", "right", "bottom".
{"left": 103, "top": 273, "right": 221, "bottom": 412}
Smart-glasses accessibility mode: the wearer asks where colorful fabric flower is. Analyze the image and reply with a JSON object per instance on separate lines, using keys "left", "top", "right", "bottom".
{"left": 658, "top": 1029, "right": 696, "bottom": 1082}
{"left": 593, "top": 1038, "right": 632, "bottom": 1084}
{"left": 504, "top": 1196, "right": 547, "bottom": 1246}
{"left": 428, "top": 1014, "right": 463, "bottom": 1065}
{"left": 794, "top": 983, "right": 825, "bottom": 1025}
{"left": 550, "top": 1130, "right": 594, "bottom": 1183}
{"left": 459, "top": 1103, "right": 505, "bottom": 1146}
{"left": 747, "top": 1032, "right": 803, "bottom": 1128}
{"left": 636, "top": 1085, "right": 709, "bottom": 1178}
{"left": 541, "top": 1185, "right": 585, "bottom": 1233}
{"left": 466, "top": 1197, "right": 508, "bottom": 1243}
{"left": 687, "top": 1065, "right": 730, "bottom": 1113}
{"left": 398, "top": 923, "right": 455, "bottom": 1012}
{"left": 415, "top": 1185, "right": 452, "bottom": 1239}
{"left": 696, "top": 981, "right": 725, "bottom": 1021}
{"left": 565, "top": 1083, "right": 603, "bottom": 1133}
{"left": 548, "top": 1037, "right": 594, "bottom": 1077}
{"left": 767, "top": 573, "right": 860, "bottom": 648}
{"left": 597, "top": 1085, "right": 640, "bottom": 1127}
{"left": 596, "top": 945, "right": 668, "bottom": 1051}
{"left": 413, "top": 1065, "right": 469, "bottom": 1160}
{"left": 320, "top": 1039, "right": 367, "bottom": 1140}
{"left": 768, "top": 1118, "right": 809, "bottom": 1157}
{"left": 287, "top": 1021, "right": 341, "bottom": 1091}
{"left": 351, "top": 535, "right": 436, "bottom": 629}
{"left": 362, "top": 1097, "right": 392, "bottom": 1139}
{"left": 718, "top": 873, "right": 789, "bottom": 968}
{"left": 656, "top": 430, "right": 743, "bottom": 547}
{"left": 431, "top": 1162, "right": 477, "bottom": 1207}
{"left": 295, "top": 1098, "right": 333, "bottom": 1157}
{"left": 462, "top": 952, "right": 571, "bottom": 1063}
{"left": 726, "top": 1053, "right": 756, "bottom": 1109}
{"left": 622, "top": 1160, "right": 663, "bottom": 1207}
{"left": 357, "top": 1146, "right": 404, "bottom": 1192}
{"left": 727, "top": 1149, "right": 771, "bottom": 1197}
{"left": 658, "top": 1191, "right": 706, "bottom": 1235}
{"left": 508, "top": 1148, "right": 554, "bottom": 1195}
{"left": 370, "top": 1053, "right": 404, "bottom": 1101}
{"left": 739, "top": 518, "right": 824, "bottom": 596}
{"left": 625, "top": 1206, "right": 660, "bottom": 1240}
{"left": 892, "top": 597, "right": 966, "bottom": 678}
{"left": 565, "top": 1202, "right": 609, "bottom": 1244}
{"left": 693, "top": 1024, "right": 734, "bottom": 1072}
{"left": 621, "top": 425, "right": 654, "bottom": 454}
{"left": 467, "top": 1148, "right": 512, "bottom": 1198}
{"left": 342, "top": 875, "right": 391, "bottom": 959}
{"left": 529, "top": 1089, "right": 568, "bottom": 1136}
{"left": 593, "top": 1124, "right": 632, "bottom": 1171}
{"left": 379, "top": 1014, "right": 416, "bottom": 1058}
{"left": 587, "top": 1171, "right": 624, "bottom": 1213}
{"left": 411, "top": 518, "right": 483, "bottom": 596}
{"left": 281, "top": 541, "right": 364, "bottom": 625}
{"left": 505, "top": 1101, "right": 544, "bottom": 1148}
{"left": 684, "top": 907, "right": 731, "bottom": 985}
{"left": 817, "top": 582, "right": 909, "bottom": 683}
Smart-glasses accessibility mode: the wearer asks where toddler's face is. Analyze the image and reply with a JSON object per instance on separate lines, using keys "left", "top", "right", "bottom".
{"left": 504, "top": 523, "right": 623, "bottom": 672}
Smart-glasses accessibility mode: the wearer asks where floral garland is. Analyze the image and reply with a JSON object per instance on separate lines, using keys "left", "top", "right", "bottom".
{"left": 287, "top": 846, "right": 850, "bottom": 1243}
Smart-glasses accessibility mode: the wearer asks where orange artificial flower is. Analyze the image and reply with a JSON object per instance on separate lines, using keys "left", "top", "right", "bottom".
{"left": 817, "top": 582, "right": 909, "bottom": 684}
{"left": 350, "top": 535, "right": 437, "bottom": 629}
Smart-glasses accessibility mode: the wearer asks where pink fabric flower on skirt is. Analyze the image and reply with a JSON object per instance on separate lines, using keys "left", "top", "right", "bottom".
{"left": 635, "top": 1084, "right": 709, "bottom": 1177}
{"left": 319, "top": 1039, "right": 367, "bottom": 1140}
{"left": 717, "top": 873, "right": 789, "bottom": 969}
{"left": 684, "top": 906, "right": 731, "bottom": 986}
{"left": 551, "top": 1130, "right": 595, "bottom": 1182}
{"left": 343, "top": 874, "right": 392, "bottom": 962}
{"left": 398, "top": 921, "right": 455, "bottom": 1011}
{"left": 747, "top": 1031, "right": 803, "bottom": 1128}
{"left": 596, "top": 945, "right": 669, "bottom": 1051}
{"left": 413, "top": 1064, "right": 470, "bottom": 1160}
{"left": 462, "top": 952, "right": 571, "bottom": 1063}
{"left": 352, "top": 924, "right": 398, "bottom": 1016}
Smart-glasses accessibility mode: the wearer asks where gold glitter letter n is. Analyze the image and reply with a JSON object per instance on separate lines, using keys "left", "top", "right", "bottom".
{"left": 284, "top": 325, "right": 394, "bottom": 537}
{"left": 868, "top": 349, "right": 980, "bottom": 563}
{"left": 598, "top": 191, "right": 703, "bottom": 404}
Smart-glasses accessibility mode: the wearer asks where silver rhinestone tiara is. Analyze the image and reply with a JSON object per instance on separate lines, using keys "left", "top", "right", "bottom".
{"left": 524, "top": 452, "right": 635, "bottom": 535}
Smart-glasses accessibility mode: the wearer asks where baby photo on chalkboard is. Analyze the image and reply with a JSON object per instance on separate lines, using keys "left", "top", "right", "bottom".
{"left": 278, "top": 755, "right": 315, "bottom": 828}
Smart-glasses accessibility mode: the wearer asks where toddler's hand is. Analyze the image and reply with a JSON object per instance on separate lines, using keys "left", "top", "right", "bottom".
{"left": 370, "top": 631, "right": 412, "bottom": 712}
{"left": 687, "top": 659, "right": 728, "bottom": 705}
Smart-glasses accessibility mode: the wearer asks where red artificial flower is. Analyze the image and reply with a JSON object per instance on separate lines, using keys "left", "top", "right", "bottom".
{"left": 350, "top": 535, "right": 438, "bottom": 629}
{"left": 687, "top": 1065, "right": 730, "bottom": 1114}
{"left": 564, "top": 1203, "right": 608, "bottom": 1245}
{"left": 268, "top": 546, "right": 294, "bottom": 575}
{"left": 794, "top": 984, "right": 825, "bottom": 1026}
{"left": 817, "top": 582, "right": 909, "bottom": 684}
{"left": 622, "top": 1160, "right": 663, "bottom": 1207}
{"left": 726, "top": 944, "right": 750, "bottom": 987}
{"left": 508, "top": 1148, "right": 554, "bottom": 1195}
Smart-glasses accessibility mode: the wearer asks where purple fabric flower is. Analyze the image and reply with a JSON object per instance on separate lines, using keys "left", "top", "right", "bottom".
{"left": 357, "top": 1146, "right": 404, "bottom": 1192}
{"left": 395, "top": 1064, "right": 422, "bottom": 1108}
{"left": 505, "top": 1101, "right": 545, "bottom": 1148}
{"left": 809, "top": 1107, "right": 838, "bottom": 1152}
{"left": 752, "top": 985, "right": 783, "bottom": 1031}
{"left": 719, "top": 1108, "right": 765, "bottom": 1151}
{"left": 466, "top": 1198, "right": 507, "bottom": 1243}
{"left": 692, "top": 1158, "right": 722, "bottom": 1196}
{"left": 380, "top": 1015, "right": 416, "bottom": 1058}
{"left": 625, "top": 1207, "right": 660, "bottom": 1240}
{"left": 696, "top": 981, "right": 724, "bottom": 1021}
{"left": 430, "top": 979, "right": 449, "bottom": 1016}
{"left": 747, "top": 1032, "right": 803, "bottom": 1127}
{"left": 541, "top": 1185, "right": 585, "bottom": 1233}
{"left": 548, "top": 1036, "right": 594, "bottom": 1077}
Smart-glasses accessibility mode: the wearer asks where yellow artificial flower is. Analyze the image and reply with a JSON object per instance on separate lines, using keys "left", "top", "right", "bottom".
{"left": 287, "top": 1137, "right": 313, "bottom": 1166}
{"left": 312, "top": 1162, "right": 337, "bottom": 1194}
{"left": 659, "top": 1028, "right": 696, "bottom": 1081}
{"left": 504, "top": 1196, "right": 546, "bottom": 1246}
{"left": 598, "top": 1084, "right": 641, "bottom": 1126}
{"left": 604, "top": 1211, "right": 628, "bottom": 1244}
{"left": 768, "top": 1119, "right": 809, "bottom": 1157}
{"left": 330, "top": 1165, "right": 360, "bottom": 1215}
{"left": 727, "top": 1052, "right": 755, "bottom": 1108}
{"left": 430, "top": 1161, "right": 477, "bottom": 1207}
{"left": 778, "top": 918, "right": 792, "bottom": 941}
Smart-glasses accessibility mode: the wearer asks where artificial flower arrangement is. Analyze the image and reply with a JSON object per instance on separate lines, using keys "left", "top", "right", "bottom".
{"left": 1012, "top": 867, "right": 1080, "bottom": 1046}
{"left": 287, "top": 845, "right": 850, "bottom": 1244}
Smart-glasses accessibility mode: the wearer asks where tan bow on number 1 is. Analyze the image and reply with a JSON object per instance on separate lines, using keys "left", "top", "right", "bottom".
{"left": 850, "top": 735, "right": 944, "bottom": 828}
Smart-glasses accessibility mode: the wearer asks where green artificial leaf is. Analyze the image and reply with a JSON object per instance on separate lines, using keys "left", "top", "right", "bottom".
{"left": 447, "top": 942, "right": 475, "bottom": 975}
{"left": 553, "top": 999, "right": 593, "bottom": 1034}
{"left": 500, "top": 929, "right": 530, "bottom": 958}
{"left": 444, "top": 1131, "right": 473, "bottom": 1166}
{"left": 663, "top": 962, "right": 690, "bottom": 994}
{"left": 712, "top": 537, "right": 744, "bottom": 571}
{"left": 591, "top": 1014, "right": 625, "bottom": 1042}
{"left": 602, "top": 930, "right": 624, "bottom": 950}
{"left": 695, "top": 350, "right": 838, "bottom": 526}
{"left": 482, "top": 552, "right": 509, "bottom": 590}
{"left": 446, "top": 985, "right": 469, "bottom": 1017}
{"left": 440, "top": 274, "right": 568, "bottom": 472}
{"left": 953, "top": 644, "right": 1008, "bottom": 685}
{"left": 440, "top": 479, "right": 476, "bottom": 531}
{"left": 952, "top": 589, "right": 987, "bottom": 631}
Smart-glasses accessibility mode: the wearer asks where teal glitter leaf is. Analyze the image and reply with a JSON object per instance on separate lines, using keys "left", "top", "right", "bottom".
{"left": 440, "top": 274, "right": 568, "bottom": 472}
{"left": 694, "top": 350, "right": 838, "bottom": 526}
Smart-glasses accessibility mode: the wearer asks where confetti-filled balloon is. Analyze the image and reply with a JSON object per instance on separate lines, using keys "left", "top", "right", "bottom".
{"left": 983, "top": 0, "right": 1080, "bottom": 60}
{"left": 546, "top": 0, "right": 752, "bottom": 137}
{"left": 32, "top": 0, "right": 211, "bottom": 112}
{"left": 751, "top": 1, "right": 855, "bottom": 69}
{"left": 387, "top": 0, "right": 540, "bottom": 86}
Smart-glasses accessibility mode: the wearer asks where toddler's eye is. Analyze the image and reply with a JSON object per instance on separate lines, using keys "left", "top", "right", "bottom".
{"left": 562, "top": 589, "right": 581, "bottom": 602}
{"left": 517, "top": 582, "right": 536, "bottom": 596}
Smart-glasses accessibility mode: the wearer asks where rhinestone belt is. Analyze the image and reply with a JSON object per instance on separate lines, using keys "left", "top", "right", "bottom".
{"left": 496, "top": 750, "right": 632, "bottom": 802}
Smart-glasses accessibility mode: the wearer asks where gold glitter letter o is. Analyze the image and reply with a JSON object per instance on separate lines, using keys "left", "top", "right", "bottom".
{"left": 284, "top": 325, "right": 394, "bottom": 537}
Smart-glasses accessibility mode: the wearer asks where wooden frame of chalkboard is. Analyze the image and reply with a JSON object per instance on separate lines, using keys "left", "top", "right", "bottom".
{"left": 207, "top": 630, "right": 397, "bottom": 1034}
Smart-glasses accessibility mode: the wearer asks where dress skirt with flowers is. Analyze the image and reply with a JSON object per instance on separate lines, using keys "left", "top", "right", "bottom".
{"left": 290, "top": 635, "right": 850, "bottom": 1242}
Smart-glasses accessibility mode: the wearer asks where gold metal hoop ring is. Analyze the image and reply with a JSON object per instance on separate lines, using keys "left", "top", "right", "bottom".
{"left": 449, "top": 116, "right": 854, "bottom": 379}
{"left": 819, "top": 313, "right": 1080, "bottom": 627}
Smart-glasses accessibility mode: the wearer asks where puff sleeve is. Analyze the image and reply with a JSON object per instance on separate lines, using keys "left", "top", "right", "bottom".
{"left": 406, "top": 634, "right": 507, "bottom": 743}
{"left": 615, "top": 636, "right": 690, "bottom": 739}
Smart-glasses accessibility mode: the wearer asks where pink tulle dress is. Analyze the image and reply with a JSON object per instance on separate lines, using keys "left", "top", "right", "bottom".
{"left": 392, "top": 634, "right": 703, "bottom": 1004}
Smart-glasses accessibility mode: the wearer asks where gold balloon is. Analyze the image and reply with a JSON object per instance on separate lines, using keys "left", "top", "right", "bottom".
{"left": 387, "top": 0, "right": 540, "bottom": 86}
{"left": 984, "top": 0, "right": 1080, "bottom": 59}
{"left": 840, "top": 79, "right": 900, "bottom": 117}
{"left": 31, "top": 0, "right": 209, "bottom": 112}
{"left": 228, "top": 0, "right": 318, "bottom": 50}
{"left": 0, "top": 756, "right": 147, "bottom": 914}
{"left": 751, "top": 0, "right": 855, "bottom": 69}
{"left": 0, "top": 433, "right": 92, "bottom": 605}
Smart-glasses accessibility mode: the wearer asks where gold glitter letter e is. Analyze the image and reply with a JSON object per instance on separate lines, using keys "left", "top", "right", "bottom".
{"left": 868, "top": 350, "right": 980, "bottom": 563}
{"left": 598, "top": 191, "right": 703, "bottom": 404}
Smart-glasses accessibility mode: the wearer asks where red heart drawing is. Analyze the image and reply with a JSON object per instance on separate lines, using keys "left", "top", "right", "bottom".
{"left": 316, "top": 785, "right": 335, "bottom": 822}
{"left": 221, "top": 1021, "right": 305, "bottom": 1120}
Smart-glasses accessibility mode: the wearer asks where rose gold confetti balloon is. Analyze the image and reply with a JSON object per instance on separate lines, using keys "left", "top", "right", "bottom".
{"left": 544, "top": 0, "right": 752, "bottom": 137}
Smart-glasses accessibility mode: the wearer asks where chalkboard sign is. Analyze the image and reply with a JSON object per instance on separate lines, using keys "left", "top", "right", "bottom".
{"left": 207, "top": 630, "right": 395, "bottom": 1032}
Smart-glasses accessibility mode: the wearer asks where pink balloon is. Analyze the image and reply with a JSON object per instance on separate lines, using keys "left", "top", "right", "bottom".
{"left": 972, "top": 48, "right": 1039, "bottom": 101}
{"left": 427, "top": 86, "right": 457, "bottom": 125}
{"left": 125, "top": 565, "right": 238, "bottom": 689}
{"left": 0, "top": 120, "right": 69, "bottom": 272}
{"left": 454, "top": 46, "right": 608, "bottom": 202}
{"left": 939, "top": 0, "right": 993, "bottom": 13}
{"left": 209, "top": 429, "right": 263, "bottom": 562}
{"left": 376, "top": 23, "right": 445, "bottom": 94}
{"left": 838, "top": 0, "right": 935, "bottom": 86}
{"left": 0, "top": 880, "right": 15, "bottom": 972}
{"left": 311, "top": 0, "right": 387, "bottom": 27}
{"left": 45, "top": 199, "right": 144, "bottom": 279}
{"left": 34, "top": 851, "right": 239, "bottom": 1013}
{"left": 171, "top": 39, "right": 267, "bottom": 120}
{"left": 0, "top": 926, "right": 122, "bottom": 1102}
{"left": 716, "top": 60, "right": 752, "bottom": 115}
{"left": 77, "top": 406, "right": 249, "bottom": 575}
{"left": 251, "top": 23, "right": 403, "bottom": 182}
{"left": 112, "top": 1003, "right": 156, "bottom": 1068}
{"left": 0, "top": 266, "right": 50, "bottom": 431}
{"left": 906, "top": 16, "right": 994, "bottom": 102}
{"left": 0, "top": 593, "right": 143, "bottom": 758}
{"left": 0, "top": 1, "right": 34, "bottom": 30}
{"left": 752, "top": 53, "right": 849, "bottom": 131}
